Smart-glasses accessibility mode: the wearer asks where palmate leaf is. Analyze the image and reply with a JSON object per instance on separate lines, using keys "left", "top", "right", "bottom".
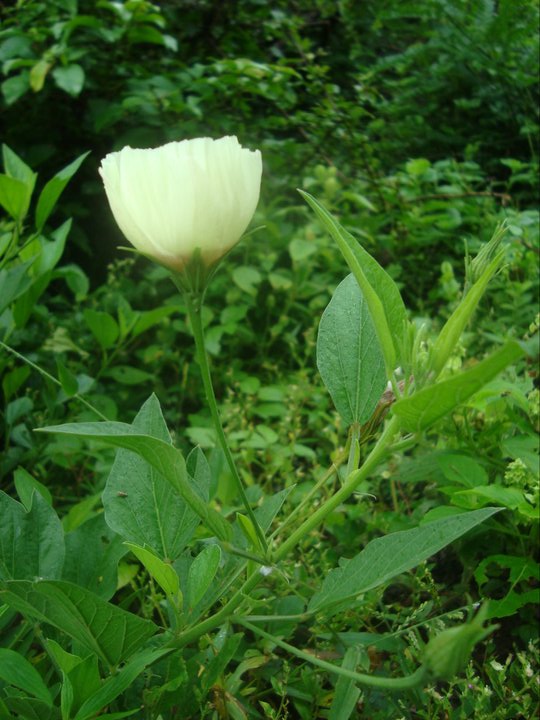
{"left": 102, "top": 396, "right": 209, "bottom": 561}
{"left": 0, "top": 580, "right": 157, "bottom": 668}
{"left": 38, "top": 395, "right": 231, "bottom": 541}
{"left": 309, "top": 508, "right": 501, "bottom": 614}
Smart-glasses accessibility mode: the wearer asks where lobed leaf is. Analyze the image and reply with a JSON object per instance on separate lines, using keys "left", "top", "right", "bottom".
{"left": 38, "top": 398, "right": 231, "bottom": 542}
{"left": 0, "top": 580, "right": 158, "bottom": 668}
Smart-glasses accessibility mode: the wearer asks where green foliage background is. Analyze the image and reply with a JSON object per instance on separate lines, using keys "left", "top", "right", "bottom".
{"left": 0, "top": 1, "right": 538, "bottom": 718}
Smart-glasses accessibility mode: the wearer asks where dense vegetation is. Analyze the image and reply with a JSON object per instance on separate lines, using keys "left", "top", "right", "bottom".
{"left": 0, "top": 1, "right": 538, "bottom": 718}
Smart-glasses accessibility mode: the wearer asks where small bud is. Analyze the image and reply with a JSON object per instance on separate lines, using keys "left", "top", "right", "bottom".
{"left": 465, "top": 223, "right": 507, "bottom": 290}
{"left": 423, "top": 604, "right": 497, "bottom": 681}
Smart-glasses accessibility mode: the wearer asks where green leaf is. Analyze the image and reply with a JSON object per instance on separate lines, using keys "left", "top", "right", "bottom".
{"left": 0, "top": 145, "right": 36, "bottom": 220}
{"left": 62, "top": 514, "right": 128, "bottom": 600}
{"left": 53, "top": 264, "right": 90, "bottom": 300}
{"left": 405, "top": 158, "right": 431, "bottom": 175}
{"left": 0, "top": 174, "right": 30, "bottom": 221}
{"left": 300, "top": 190, "right": 409, "bottom": 375}
{"left": 56, "top": 357, "right": 79, "bottom": 396}
{"left": 317, "top": 274, "right": 387, "bottom": 426}
{"left": 454, "top": 485, "right": 527, "bottom": 510}
{"left": 124, "top": 542, "right": 180, "bottom": 599}
{"left": 102, "top": 396, "right": 210, "bottom": 558}
{"left": 201, "top": 633, "right": 242, "bottom": 694}
{"left": 0, "top": 648, "right": 52, "bottom": 706}
{"left": 187, "top": 544, "right": 221, "bottom": 609}
{"left": 328, "top": 647, "right": 362, "bottom": 720}
{"left": 102, "top": 365, "right": 154, "bottom": 385}
{"left": 14, "top": 467, "right": 53, "bottom": 509}
{"left": 131, "top": 304, "right": 179, "bottom": 337}
{"left": 502, "top": 434, "right": 539, "bottom": 474}
{"left": 289, "top": 237, "right": 317, "bottom": 262}
{"left": 0, "top": 261, "right": 34, "bottom": 314}
{"left": 52, "top": 64, "right": 85, "bottom": 96}
{"left": 127, "top": 25, "right": 168, "bottom": 46}
{"left": 0, "top": 490, "right": 64, "bottom": 581}
{"left": 309, "top": 507, "right": 501, "bottom": 613}
{"left": 29, "top": 58, "right": 52, "bottom": 92}
{"left": 0, "top": 697, "right": 59, "bottom": 720}
{"left": 64, "top": 654, "right": 101, "bottom": 719}
{"left": 0, "top": 580, "right": 158, "bottom": 668}
{"left": 2, "top": 72, "right": 30, "bottom": 106}
{"left": 83, "top": 309, "right": 120, "bottom": 350}
{"left": 41, "top": 218, "right": 72, "bottom": 269}
{"left": 474, "top": 555, "right": 540, "bottom": 619}
{"left": 62, "top": 494, "right": 101, "bottom": 533}
{"left": 3, "top": 144, "right": 36, "bottom": 189}
{"left": 254, "top": 487, "right": 293, "bottom": 533}
{"left": 45, "top": 639, "right": 83, "bottom": 675}
{"left": 2, "top": 364, "right": 30, "bottom": 401}
{"left": 8, "top": 221, "right": 72, "bottom": 328}
{"left": 437, "top": 453, "right": 488, "bottom": 488}
{"left": 232, "top": 265, "right": 262, "bottom": 295}
{"left": 236, "top": 513, "right": 262, "bottom": 551}
{"left": 35, "top": 151, "right": 90, "bottom": 230}
{"left": 73, "top": 648, "right": 169, "bottom": 720}
{"left": 39, "top": 396, "right": 231, "bottom": 541}
{"left": 392, "top": 341, "right": 524, "bottom": 432}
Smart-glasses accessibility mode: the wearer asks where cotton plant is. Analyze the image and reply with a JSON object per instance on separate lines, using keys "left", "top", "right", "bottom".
{"left": 0, "top": 136, "right": 525, "bottom": 715}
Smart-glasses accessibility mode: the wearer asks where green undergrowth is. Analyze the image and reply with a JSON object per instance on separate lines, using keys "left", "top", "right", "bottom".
{"left": 0, "top": 1, "right": 538, "bottom": 718}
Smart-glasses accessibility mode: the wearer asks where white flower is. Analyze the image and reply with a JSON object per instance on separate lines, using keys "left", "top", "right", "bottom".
{"left": 99, "top": 136, "right": 262, "bottom": 274}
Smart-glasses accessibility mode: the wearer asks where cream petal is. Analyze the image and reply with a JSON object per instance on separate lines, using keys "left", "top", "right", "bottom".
{"left": 99, "top": 136, "right": 262, "bottom": 272}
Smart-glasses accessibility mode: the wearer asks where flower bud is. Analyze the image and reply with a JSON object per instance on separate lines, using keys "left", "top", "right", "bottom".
{"left": 423, "top": 604, "right": 497, "bottom": 681}
{"left": 99, "top": 136, "right": 262, "bottom": 281}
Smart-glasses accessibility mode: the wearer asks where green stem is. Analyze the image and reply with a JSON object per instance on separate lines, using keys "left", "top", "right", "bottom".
{"left": 235, "top": 612, "right": 314, "bottom": 623}
{"left": 169, "top": 414, "right": 401, "bottom": 649}
{"left": 237, "top": 619, "right": 428, "bottom": 690}
{"left": 269, "top": 450, "right": 345, "bottom": 542}
{"left": 184, "top": 292, "right": 268, "bottom": 553}
{"left": 0, "top": 341, "right": 108, "bottom": 420}
{"left": 168, "top": 566, "right": 263, "bottom": 648}
{"left": 274, "top": 415, "right": 400, "bottom": 562}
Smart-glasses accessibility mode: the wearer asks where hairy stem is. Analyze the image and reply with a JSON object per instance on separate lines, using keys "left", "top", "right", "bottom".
{"left": 170, "top": 413, "right": 401, "bottom": 648}
{"left": 273, "top": 415, "right": 400, "bottom": 561}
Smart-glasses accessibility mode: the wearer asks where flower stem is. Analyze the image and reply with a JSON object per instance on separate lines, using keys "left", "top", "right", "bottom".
{"left": 184, "top": 292, "right": 268, "bottom": 553}
{"left": 237, "top": 619, "right": 428, "bottom": 690}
